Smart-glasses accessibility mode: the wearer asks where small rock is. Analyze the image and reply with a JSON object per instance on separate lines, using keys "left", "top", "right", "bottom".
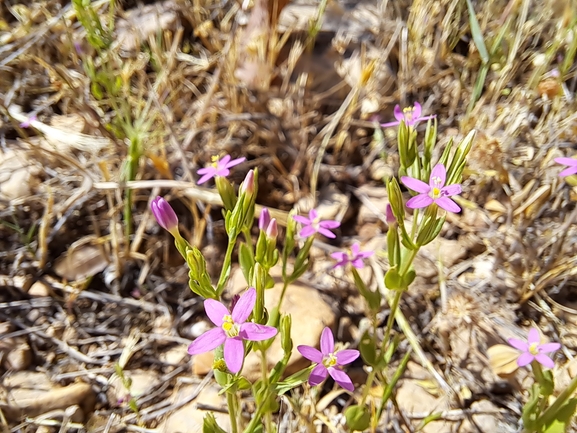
{"left": 28, "top": 280, "right": 50, "bottom": 297}
{"left": 0, "top": 372, "right": 95, "bottom": 421}
{"left": 3, "top": 339, "right": 32, "bottom": 371}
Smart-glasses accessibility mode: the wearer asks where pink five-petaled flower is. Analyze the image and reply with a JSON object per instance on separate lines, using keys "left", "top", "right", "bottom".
{"left": 293, "top": 209, "right": 340, "bottom": 239}
{"left": 401, "top": 163, "right": 462, "bottom": 213}
{"left": 554, "top": 157, "right": 577, "bottom": 177}
{"left": 380, "top": 102, "right": 435, "bottom": 128}
{"left": 187, "top": 288, "right": 277, "bottom": 373}
{"left": 297, "top": 327, "right": 359, "bottom": 391}
{"left": 150, "top": 196, "right": 179, "bottom": 235}
{"left": 196, "top": 154, "right": 246, "bottom": 185}
{"left": 331, "top": 243, "right": 374, "bottom": 269}
{"left": 508, "top": 328, "right": 561, "bottom": 369}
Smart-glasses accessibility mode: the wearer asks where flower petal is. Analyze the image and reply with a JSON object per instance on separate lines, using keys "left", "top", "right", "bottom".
{"left": 224, "top": 157, "right": 246, "bottom": 168}
{"left": 292, "top": 215, "right": 311, "bottom": 224}
{"left": 380, "top": 120, "right": 401, "bottom": 128}
{"left": 401, "top": 177, "right": 430, "bottom": 194}
{"left": 559, "top": 166, "right": 577, "bottom": 177}
{"left": 328, "top": 367, "right": 355, "bottom": 391}
{"left": 406, "top": 194, "right": 434, "bottom": 209}
{"left": 330, "top": 252, "right": 347, "bottom": 261}
{"left": 554, "top": 157, "right": 577, "bottom": 166}
{"left": 187, "top": 328, "right": 226, "bottom": 355}
{"left": 297, "top": 345, "right": 323, "bottom": 363}
{"left": 197, "top": 171, "right": 216, "bottom": 185}
{"left": 430, "top": 164, "right": 447, "bottom": 187}
{"left": 320, "top": 327, "right": 334, "bottom": 355}
{"left": 535, "top": 354, "right": 555, "bottom": 369}
{"left": 538, "top": 342, "right": 561, "bottom": 353}
{"left": 224, "top": 337, "right": 244, "bottom": 373}
{"left": 393, "top": 105, "right": 403, "bottom": 121}
{"left": 517, "top": 352, "right": 535, "bottom": 367}
{"left": 412, "top": 102, "right": 422, "bottom": 118}
{"left": 351, "top": 258, "right": 365, "bottom": 269}
{"left": 240, "top": 323, "right": 278, "bottom": 341}
{"left": 215, "top": 167, "right": 231, "bottom": 177}
{"left": 435, "top": 197, "right": 461, "bottom": 213}
{"left": 232, "top": 287, "right": 256, "bottom": 323}
{"left": 204, "top": 299, "right": 228, "bottom": 326}
{"left": 335, "top": 349, "right": 360, "bottom": 366}
{"left": 309, "top": 209, "right": 319, "bottom": 220}
{"left": 299, "top": 226, "right": 316, "bottom": 238}
{"left": 441, "top": 184, "right": 462, "bottom": 197}
{"left": 217, "top": 154, "right": 231, "bottom": 167}
{"left": 319, "top": 220, "right": 341, "bottom": 229}
{"left": 309, "top": 364, "right": 328, "bottom": 386}
{"left": 317, "top": 227, "right": 337, "bottom": 238}
{"left": 508, "top": 338, "right": 529, "bottom": 352}
{"left": 527, "top": 328, "right": 541, "bottom": 344}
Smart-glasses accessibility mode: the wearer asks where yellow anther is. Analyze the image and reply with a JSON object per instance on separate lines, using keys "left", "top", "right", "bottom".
{"left": 529, "top": 342, "right": 539, "bottom": 355}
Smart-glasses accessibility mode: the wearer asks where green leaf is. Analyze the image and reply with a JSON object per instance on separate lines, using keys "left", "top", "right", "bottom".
{"left": 345, "top": 405, "right": 370, "bottom": 431}
{"left": 359, "top": 330, "right": 378, "bottom": 367}
{"left": 239, "top": 242, "right": 255, "bottom": 285}
{"left": 465, "top": 0, "right": 489, "bottom": 64}
{"left": 385, "top": 267, "right": 403, "bottom": 290}
{"left": 276, "top": 366, "right": 314, "bottom": 395}
{"left": 203, "top": 412, "right": 228, "bottom": 433}
{"left": 541, "top": 398, "right": 577, "bottom": 433}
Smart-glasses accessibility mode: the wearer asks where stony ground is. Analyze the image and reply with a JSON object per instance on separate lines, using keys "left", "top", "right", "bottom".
{"left": 1, "top": 0, "right": 577, "bottom": 432}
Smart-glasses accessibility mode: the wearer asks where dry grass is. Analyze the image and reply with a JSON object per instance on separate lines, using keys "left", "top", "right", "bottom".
{"left": 1, "top": 0, "right": 577, "bottom": 431}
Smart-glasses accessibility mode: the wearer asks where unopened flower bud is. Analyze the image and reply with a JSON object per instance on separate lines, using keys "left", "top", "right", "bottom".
{"left": 266, "top": 218, "right": 278, "bottom": 239}
{"left": 241, "top": 170, "right": 255, "bottom": 196}
{"left": 150, "top": 197, "right": 178, "bottom": 235}
{"left": 385, "top": 204, "right": 396, "bottom": 226}
{"left": 259, "top": 208, "right": 271, "bottom": 231}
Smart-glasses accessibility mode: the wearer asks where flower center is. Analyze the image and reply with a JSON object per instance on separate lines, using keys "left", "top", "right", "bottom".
{"left": 323, "top": 353, "right": 338, "bottom": 368}
{"left": 402, "top": 107, "right": 415, "bottom": 122}
{"left": 431, "top": 176, "right": 443, "bottom": 198}
{"left": 221, "top": 314, "right": 240, "bottom": 337}
{"left": 529, "top": 342, "right": 539, "bottom": 355}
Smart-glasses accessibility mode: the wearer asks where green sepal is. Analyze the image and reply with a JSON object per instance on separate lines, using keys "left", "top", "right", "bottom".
{"left": 345, "top": 405, "right": 371, "bottom": 432}
{"left": 215, "top": 175, "right": 237, "bottom": 212}
{"left": 387, "top": 226, "right": 400, "bottom": 268}
{"left": 446, "top": 129, "right": 475, "bottom": 186}
{"left": 186, "top": 247, "right": 217, "bottom": 299}
{"left": 402, "top": 269, "right": 416, "bottom": 287}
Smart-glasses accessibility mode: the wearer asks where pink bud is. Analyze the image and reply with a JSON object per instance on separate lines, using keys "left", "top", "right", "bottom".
{"left": 241, "top": 170, "right": 255, "bottom": 195}
{"left": 266, "top": 218, "right": 278, "bottom": 239}
{"left": 150, "top": 196, "right": 178, "bottom": 233}
{"left": 259, "top": 208, "right": 271, "bottom": 231}
{"left": 385, "top": 204, "right": 396, "bottom": 225}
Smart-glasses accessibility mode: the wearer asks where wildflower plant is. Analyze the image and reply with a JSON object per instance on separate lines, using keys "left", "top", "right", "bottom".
{"left": 506, "top": 328, "right": 577, "bottom": 433}
{"left": 147, "top": 108, "right": 577, "bottom": 432}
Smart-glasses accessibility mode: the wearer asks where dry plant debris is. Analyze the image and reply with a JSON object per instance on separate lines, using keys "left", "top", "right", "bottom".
{"left": 1, "top": 0, "right": 577, "bottom": 431}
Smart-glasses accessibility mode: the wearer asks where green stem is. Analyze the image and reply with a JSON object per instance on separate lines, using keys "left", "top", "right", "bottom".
{"left": 216, "top": 235, "right": 237, "bottom": 296}
{"left": 382, "top": 290, "right": 402, "bottom": 350}
{"left": 227, "top": 391, "right": 239, "bottom": 433}
{"left": 359, "top": 369, "right": 377, "bottom": 407}
{"left": 278, "top": 280, "right": 290, "bottom": 311}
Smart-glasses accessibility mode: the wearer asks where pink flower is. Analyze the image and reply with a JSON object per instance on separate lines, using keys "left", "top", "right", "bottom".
{"left": 297, "top": 327, "right": 359, "bottom": 391}
{"left": 401, "top": 163, "right": 462, "bottom": 213}
{"left": 150, "top": 196, "right": 178, "bottom": 234}
{"left": 508, "top": 328, "right": 561, "bottom": 369}
{"left": 380, "top": 102, "right": 435, "bottom": 128}
{"left": 331, "top": 243, "right": 374, "bottom": 269}
{"left": 293, "top": 209, "right": 340, "bottom": 239}
{"left": 187, "top": 288, "right": 277, "bottom": 373}
{"left": 197, "top": 154, "right": 246, "bottom": 185}
{"left": 554, "top": 157, "right": 577, "bottom": 177}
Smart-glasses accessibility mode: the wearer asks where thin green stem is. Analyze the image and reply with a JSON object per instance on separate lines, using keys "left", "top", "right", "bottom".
{"left": 536, "top": 372, "right": 577, "bottom": 430}
{"left": 382, "top": 289, "right": 402, "bottom": 350}
{"left": 359, "top": 368, "right": 377, "bottom": 407}
{"left": 216, "top": 235, "right": 237, "bottom": 296}
{"left": 227, "top": 391, "right": 239, "bottom": 433}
